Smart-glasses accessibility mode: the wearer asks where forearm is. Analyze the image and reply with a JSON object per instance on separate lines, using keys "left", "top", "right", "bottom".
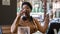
{"left": 11, "top": 15, "right": 21, "bottom": 33}
{"left": 43, "top": 21, "right": 49, "bottom": 33}
{"left": 43, "top": 14, "right": 49, "bottom": 32}
{"left": 42, "top": 14, "right": 49, "bottom": 33}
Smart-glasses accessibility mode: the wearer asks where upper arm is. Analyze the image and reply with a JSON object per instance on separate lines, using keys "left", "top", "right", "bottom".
{"left": 34, "top": 19, "right": 45, "bottom": 33}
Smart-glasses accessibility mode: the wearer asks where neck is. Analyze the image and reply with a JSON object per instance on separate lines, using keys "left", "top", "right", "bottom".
{"left": 25, "top": 14, "right": 30, "bottom": 19}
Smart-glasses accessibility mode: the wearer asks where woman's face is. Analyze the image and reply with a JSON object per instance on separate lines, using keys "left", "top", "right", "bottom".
{"left": 22, "top": 5, "right": 31, "bottom": 16}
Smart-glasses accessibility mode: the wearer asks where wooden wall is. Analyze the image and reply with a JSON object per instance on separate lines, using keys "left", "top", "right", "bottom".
{"left": 0, "top": 0, "right": 17, "bottom": 25}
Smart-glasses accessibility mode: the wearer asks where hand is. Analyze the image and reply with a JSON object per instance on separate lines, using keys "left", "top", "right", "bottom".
{"left": 19, "top": 10, "right": 26, "bottom": 16}
{"left": 45, "top": 14, "right": 49, "bottom": 23}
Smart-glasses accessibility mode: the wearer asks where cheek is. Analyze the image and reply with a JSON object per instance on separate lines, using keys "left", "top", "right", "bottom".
{"left": 28, "top": 11, "right": 31, "bottom": 13}
{"left": 29, "top": 9, "right": 31, "bottom": 12}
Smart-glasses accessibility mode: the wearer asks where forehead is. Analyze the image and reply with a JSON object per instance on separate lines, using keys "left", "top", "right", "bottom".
{"left": 22, "top": 5, "right": 29, "bottom": 8}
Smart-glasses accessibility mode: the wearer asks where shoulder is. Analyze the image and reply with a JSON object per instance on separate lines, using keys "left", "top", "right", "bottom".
{"left": 32, "top": 17, "right": 38, "bottom": 21}
{"left": 33, "top": 17, "right": 39, "bottom": 22}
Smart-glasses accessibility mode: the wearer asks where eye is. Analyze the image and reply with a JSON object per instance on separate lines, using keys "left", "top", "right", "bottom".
{"left": 26, "top": 7, "right": 29, "bottom": 9}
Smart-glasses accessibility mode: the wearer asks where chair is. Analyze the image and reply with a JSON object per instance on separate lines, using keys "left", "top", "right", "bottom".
{"left": 47, "top": 23, "right": 60, "bottom": 34}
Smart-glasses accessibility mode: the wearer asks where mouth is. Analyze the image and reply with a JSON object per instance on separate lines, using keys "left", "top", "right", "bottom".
{"left": 25, "top": 12, "right": 29, "bottom": 16}
{"left": 25, "top": 11, "right": 28, "bottom": 14}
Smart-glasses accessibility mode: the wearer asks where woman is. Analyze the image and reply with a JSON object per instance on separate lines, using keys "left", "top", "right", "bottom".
{"left": 11, "top": 2, "right": 49, "bottom": 34}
